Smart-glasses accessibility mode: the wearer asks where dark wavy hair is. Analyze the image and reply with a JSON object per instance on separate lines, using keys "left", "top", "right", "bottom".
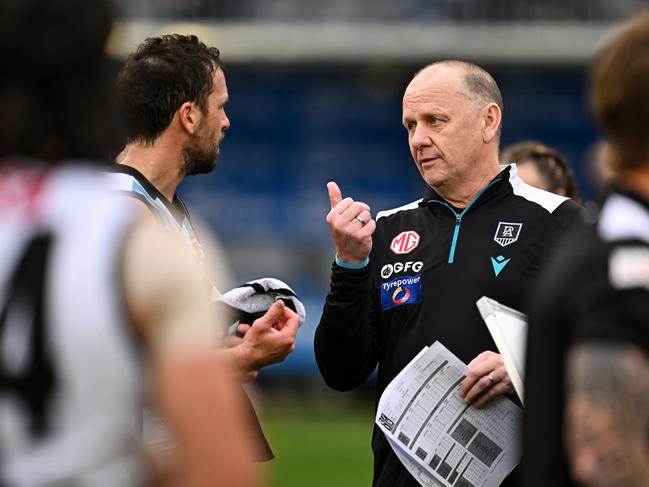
{"left": 117, "top": 35, "right": 223, "bottom": 145}
{"left": 502, "top": 140, "right": 582, "bottom": 203}
{"left": 0, "top": 0, "right": 119, "bottom": 162}
{"left": 591, "top": 10, "right": 649, "bottom": 171}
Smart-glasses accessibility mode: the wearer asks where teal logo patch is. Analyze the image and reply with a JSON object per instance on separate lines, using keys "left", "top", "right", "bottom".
{"left": 491, "top": 255, "right": 510, "bottom": 276}
{"left": 494, "top": 222, "right": 523, "bottom": 247}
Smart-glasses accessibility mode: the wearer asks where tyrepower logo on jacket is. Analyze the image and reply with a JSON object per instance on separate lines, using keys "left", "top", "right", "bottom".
{"left": 390, "top": 231, "right": 420, "bottom": 254}
{"left": 380, "top": 275, "right": 422, "bottom": 310}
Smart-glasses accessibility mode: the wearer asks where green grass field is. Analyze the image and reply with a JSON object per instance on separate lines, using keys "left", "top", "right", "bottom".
{"left": 261, "top": 407, "right": 375, "bottom": 486}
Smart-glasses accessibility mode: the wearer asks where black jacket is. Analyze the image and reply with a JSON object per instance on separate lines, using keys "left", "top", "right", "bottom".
{"left": 523, "top": 186, "right": 649, "bottom": 487}
{"left": 315, "top": 165, "right": 580, "bottom": 487}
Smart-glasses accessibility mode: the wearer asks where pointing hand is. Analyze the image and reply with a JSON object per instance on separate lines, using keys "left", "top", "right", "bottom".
{"left": 326, "top": 181, "right": 375, "bottom": 264}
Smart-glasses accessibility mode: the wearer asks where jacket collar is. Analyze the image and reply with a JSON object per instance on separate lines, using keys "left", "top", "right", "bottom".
{"left": 419, "top": 164, "right": 513, "bottom": 209}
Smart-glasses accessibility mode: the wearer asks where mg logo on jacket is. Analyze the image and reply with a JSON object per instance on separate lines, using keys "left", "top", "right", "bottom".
{"left": 494, "top": 222, "right": 523, "bottom": 247}
{"left": 390, "top": 231, "right": 420, "bottom": 254}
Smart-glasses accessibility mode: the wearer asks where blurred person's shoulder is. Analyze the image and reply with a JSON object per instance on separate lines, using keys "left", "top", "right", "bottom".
{"left": 0, "top": 159, "right": 135, "bottom": 222}
{"left": 531, "top": 187, "right": 649, "bottom": 315}
{"left": 597, "top": 188, "right": 649, "bottom": 246}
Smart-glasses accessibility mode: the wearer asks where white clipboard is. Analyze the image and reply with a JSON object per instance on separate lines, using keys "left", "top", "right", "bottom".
{"left": 476, "top": 296, "right": 528, "bottom": 403}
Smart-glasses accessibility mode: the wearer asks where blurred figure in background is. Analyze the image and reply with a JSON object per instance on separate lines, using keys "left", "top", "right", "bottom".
{"left": 523, "top": 10, "right": 649, "bottom": 487}
{"left": 501, "top": 140, "right": 582, "bottom": 202}
{"left": 0, "top": 1, "right": 258, "bottom": 485}
{"left": 583, "top": 139, "right": 617, "bottom": 196}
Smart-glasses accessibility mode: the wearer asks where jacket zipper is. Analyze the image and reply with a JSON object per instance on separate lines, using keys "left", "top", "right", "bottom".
{"left": 428, "top": 178, "right": 502, "bottom": 264}
{"left": 449, "top": 213, "right": 462, "bottom": 263}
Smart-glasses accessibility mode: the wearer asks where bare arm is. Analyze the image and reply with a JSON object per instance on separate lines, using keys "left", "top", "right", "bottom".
{"left": 124, "top": 220, "right": 259, "bottom": 487}
{"left": 565, "top": 342, "right": 649, "bottom": 487}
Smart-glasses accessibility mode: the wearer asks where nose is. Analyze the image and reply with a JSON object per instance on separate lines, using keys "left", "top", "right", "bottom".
{"left": 410, "top": 125, "right": 431, "bottom": 150}
{"left": 222, "top": 112, "right": 230, "bottom": 132}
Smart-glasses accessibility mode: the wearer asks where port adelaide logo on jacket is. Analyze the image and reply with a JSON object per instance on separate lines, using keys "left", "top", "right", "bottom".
{"left": 493, "top": 222, "right": 523, "bottom": 247}
{"left": 490, "top": 222, "right": 523, "bottom": 277}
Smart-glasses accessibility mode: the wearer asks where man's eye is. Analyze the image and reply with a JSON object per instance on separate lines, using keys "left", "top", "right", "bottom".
{"left": 406, "top": 122, "right": 416, "bottom": 131}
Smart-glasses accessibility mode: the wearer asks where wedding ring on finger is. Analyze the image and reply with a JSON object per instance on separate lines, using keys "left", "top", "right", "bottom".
{"left": 487, "top": 372, "right": 496, "bottom": 385}
{"left": 355, "top": 216, "right": 366, "bottom": 225}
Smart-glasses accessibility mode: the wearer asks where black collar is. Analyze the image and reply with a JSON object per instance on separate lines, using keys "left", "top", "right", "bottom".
{"left": 419, "top": 165, "right": 511, "bottom": 209}
{"left": 107, "top": 163, "right": 191, "bottom": 224}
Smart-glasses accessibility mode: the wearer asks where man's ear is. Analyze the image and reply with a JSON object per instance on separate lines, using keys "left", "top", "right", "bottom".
{"left": 481, "top": 103, "right": 502, "bottom": 144}
{"left": 178, "top": 101, "right": 202, "bottom": 135}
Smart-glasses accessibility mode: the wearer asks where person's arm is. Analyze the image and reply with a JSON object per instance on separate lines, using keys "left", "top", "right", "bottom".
{"left": 314, "top": 181, "right": 380, "bottom": 391}
{"left": 122, "top": 192, "right": 298, "bottom": 380}
{"left": 124, "top": 220, "right": 259, "bottom": 487}
{"left": 314, "top": 262, "right": 380, "bottom": 391}
{"left": 564, "top": 342, "right": 649, "bottom": 487}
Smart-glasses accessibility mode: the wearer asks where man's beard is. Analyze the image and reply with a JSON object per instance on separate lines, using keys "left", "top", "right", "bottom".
{"left": 181, "top": 134, "right": 219, "bottom": 177}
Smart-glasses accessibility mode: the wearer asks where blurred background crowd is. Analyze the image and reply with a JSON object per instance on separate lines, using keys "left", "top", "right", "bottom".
{"left": 103, "top": 1, "right": 647, "bottom": 485}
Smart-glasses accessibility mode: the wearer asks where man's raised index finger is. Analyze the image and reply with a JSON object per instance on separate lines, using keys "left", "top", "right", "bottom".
{"left": 327, "top": 181, "right": 343, "bottom": 209}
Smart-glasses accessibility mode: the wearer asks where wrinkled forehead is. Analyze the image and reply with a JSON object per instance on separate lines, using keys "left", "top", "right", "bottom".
{"left": 403, "top": 66, "right": 471, "bottom": 111}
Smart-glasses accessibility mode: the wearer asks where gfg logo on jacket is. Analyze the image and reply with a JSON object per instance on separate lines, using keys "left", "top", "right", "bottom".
{"left": 380, "top": 275, "right": 422, "bottom": 310}
{"left": 381, "top": 261, "right": 424, "bottom": 279}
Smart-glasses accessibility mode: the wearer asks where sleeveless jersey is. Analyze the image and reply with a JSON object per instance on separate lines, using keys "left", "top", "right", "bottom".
{"left": 0, "top": 160, "right": 145, "bottom": 486}
{"left": 105, "top": 165, "right": 205, "bottom": 261}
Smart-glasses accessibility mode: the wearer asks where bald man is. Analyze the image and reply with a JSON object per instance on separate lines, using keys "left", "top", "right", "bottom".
{"left": 314, "top": 61, "right": 580, "bottom": 487}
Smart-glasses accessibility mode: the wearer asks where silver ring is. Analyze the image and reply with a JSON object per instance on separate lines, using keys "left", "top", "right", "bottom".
{"left": 355, "top": 216, "right": 366, "bottom": 225}
{"left": 488, "top": 373, "right": 496, "bottom": 384}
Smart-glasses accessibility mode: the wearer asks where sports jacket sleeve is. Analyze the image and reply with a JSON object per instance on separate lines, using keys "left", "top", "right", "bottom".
{"left": 542, "top": 199, "right": 583, "bottom": 263}
{"left": 314, "top": 261, "right": 380, "bottom": 391}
